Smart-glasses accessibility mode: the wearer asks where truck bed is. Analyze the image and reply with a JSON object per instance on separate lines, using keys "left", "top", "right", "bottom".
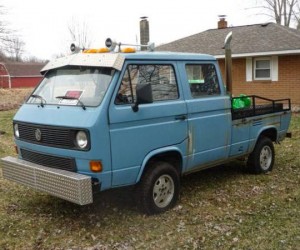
{"left": 231, "top": 95, "right": 291, "bottom": 120}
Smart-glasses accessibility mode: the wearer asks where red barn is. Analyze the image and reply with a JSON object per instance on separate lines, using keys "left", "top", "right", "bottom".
{"left": 0, "top": 62, "right": 45, "bottom": 88}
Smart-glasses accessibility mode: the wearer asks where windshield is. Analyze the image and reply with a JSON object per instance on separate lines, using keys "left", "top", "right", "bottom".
{"left": 27, "top": 66, "right": 115, "bottom": 107}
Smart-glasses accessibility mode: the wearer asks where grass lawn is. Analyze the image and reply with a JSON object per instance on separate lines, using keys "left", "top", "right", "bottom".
{"left": 0, "top": 110, "right": 299, "bottom": 249}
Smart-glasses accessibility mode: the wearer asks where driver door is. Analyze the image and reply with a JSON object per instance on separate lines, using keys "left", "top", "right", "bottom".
{"left": 108, "top": 62, "right": 188, "bottom": 186}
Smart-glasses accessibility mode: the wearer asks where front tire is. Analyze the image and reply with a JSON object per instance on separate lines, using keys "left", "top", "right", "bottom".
{"left": 247, "top": 136, "right": 275, "bottom": 174}
{"left": 136, "top": 161, "right": 180, "bottom": 215}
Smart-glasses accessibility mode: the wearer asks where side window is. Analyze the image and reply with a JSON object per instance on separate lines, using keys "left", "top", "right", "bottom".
{"left": 115, "top": 64, "right": 178, "bottom": 105}
{"left": 186, "top": 64, "right": 221, "bottom": 97}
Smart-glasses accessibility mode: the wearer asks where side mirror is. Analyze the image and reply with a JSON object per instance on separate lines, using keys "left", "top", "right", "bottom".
{"left": 132, "top": 83, "right": 153, "bottom": 112}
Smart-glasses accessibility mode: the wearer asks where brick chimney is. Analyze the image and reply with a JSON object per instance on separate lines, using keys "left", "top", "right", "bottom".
{"left": 218, "top": 15, "right": 227, "bottom": 29}
{"left": 140, "top": 17, "right": 149, "bottom": 51}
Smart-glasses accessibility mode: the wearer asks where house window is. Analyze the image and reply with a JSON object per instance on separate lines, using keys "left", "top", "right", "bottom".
{"left": 246, "top": 56, "right": 278, "bottom": 82}
{"left": 254, "top": 58, "right": 271, "bottom": 80}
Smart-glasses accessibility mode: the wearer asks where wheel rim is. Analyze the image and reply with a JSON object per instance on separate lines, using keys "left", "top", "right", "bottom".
{"left": 260, "top": 145, "right": 273, "bottom": 170}
{"left": 153, "top": 174, "right": 175, "bottom": 208}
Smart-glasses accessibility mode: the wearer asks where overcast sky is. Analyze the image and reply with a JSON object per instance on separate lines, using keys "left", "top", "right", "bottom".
{"left": 2, "top": 0, "right": 270, "bottom": 60}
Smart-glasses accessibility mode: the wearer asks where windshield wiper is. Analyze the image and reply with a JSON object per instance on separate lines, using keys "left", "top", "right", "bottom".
{"left": 55, "top": 96, "right": 86, "bottom": 110}
{"left": 30, "top": 94, "right": 46, "bottom": 107}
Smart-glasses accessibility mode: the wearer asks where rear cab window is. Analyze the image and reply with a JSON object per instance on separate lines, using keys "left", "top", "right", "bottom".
{"left": 185, "top": 64, "right": 221, "bottom": 98}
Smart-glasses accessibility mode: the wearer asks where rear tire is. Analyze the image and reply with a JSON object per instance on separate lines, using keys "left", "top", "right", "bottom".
{"left": 247, "top": 136, "right": 275, "bottom": 174}
{"left": 136, "top": 161, "right": 180, "bottom": 215}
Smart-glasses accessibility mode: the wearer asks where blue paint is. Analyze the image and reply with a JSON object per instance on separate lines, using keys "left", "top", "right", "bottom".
{"left": 11, "top": 51, "right": 292, "bottom": 195}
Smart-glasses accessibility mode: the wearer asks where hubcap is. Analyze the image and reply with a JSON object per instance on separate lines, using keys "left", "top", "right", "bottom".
{"left": 153, "top": 174, "right": 175, "bottom": 208}
{"left": 260, "top": 145, "right": 272, "bottom": 170}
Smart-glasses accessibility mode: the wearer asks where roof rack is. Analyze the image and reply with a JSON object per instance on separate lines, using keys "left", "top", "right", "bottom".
{"left": 105, "top": 38, "right": 155, "bottom": 52}
{"left": 70, "top": 38, "right": 155, "bottom": 54}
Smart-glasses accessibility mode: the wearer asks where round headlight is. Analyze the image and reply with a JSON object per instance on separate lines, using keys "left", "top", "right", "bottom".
{"left": 76, "top": 131, "right": 88, "bottom": 149}
{"left": 14, "top": 124, "right": 19, "bottom": 138}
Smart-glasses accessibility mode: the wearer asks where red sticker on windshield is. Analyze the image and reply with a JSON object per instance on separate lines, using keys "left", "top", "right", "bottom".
{"left": 65, "top": 90, "right": 83, "bottom": 99}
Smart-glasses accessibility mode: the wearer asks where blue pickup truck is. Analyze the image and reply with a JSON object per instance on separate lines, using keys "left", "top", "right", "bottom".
{"left": 1, "top": 42, "right": 291, "bottom": 214}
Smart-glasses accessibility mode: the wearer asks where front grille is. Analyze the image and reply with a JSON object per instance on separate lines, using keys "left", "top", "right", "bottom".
{"left": 18, "top": 123, "right": 75, "bottom": 149}
{"left": 20, "top": 149, "right": 77, "bottom": 172}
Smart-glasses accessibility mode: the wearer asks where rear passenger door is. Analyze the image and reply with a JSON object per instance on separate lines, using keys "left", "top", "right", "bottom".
{"left": 109, "top": 62, "right": 188, "bottom": 186}
{"left": 180, "top": 62, "right": 232, "bottom": 171}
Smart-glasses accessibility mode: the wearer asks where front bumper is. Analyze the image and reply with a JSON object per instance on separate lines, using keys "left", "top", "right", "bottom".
{"left": 1, "top": 156, "right": 93, "bottom": 205}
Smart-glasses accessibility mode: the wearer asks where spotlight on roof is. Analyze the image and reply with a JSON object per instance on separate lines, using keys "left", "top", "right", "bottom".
{"left": 70, "top": 42, "right": 81, "bottom": 53}
{"left": 105, "top": 38, "right": 117, "bottom": 51}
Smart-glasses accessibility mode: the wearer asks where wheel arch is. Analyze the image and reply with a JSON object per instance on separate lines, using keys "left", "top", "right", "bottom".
{"left": 259, "top": 127, "right": 277, "bottom": 142}
{"left": 136, "top": 147, "right": 183, "bottom": 183}
{"left": 249, "top": 126, "right": 277, "bottom": 154}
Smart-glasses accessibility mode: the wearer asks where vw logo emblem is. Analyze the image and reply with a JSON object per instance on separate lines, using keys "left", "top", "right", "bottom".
{"left": 35, "top": 129, "right": 42, "bottom": 141}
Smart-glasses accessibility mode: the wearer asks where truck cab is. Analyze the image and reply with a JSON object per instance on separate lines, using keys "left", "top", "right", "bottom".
{"left": 1, "top": 44, "right": 292, "bottom": 214}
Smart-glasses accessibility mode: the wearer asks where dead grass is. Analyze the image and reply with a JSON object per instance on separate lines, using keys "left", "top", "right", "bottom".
{"left": 0, "top": 88, "right": 33, "bottom": 111}
{"left": 0, "top": 108, "right": 299, "bottom": 249}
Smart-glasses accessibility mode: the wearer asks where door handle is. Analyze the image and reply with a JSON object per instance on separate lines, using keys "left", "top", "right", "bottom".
{"left": 175, "top": 115, "right": 187, "bottom": 121}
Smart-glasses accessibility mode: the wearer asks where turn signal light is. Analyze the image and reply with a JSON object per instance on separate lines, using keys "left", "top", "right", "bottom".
{"left": 90, "top": 161, "right": 103, "bottom": 172}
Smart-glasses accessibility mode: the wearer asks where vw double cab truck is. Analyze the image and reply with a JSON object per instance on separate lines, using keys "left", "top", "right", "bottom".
{"left": 1, "top": 44, "right": 291, "bottom": 214}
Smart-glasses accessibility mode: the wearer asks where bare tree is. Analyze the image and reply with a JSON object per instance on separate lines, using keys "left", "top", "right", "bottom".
{"left": 0, "top": 4, "right": 26, "bottom": 62}
{"left": 256, "top": 0, "right": 299, "bottom": 27}
{"left": 23, "top": 55, "right": 48, "bottom": 63}
{"left": 6, "top": 36, "right": 25, "bottom": 61}
{"left": 68, "top": 18, "right": 92, "bottom": 49}
{"left": 293, "top": 2, "right": 300, "bottom": 28}
{"left": 0, "top": 4, "right": 11, "bottom": 53}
